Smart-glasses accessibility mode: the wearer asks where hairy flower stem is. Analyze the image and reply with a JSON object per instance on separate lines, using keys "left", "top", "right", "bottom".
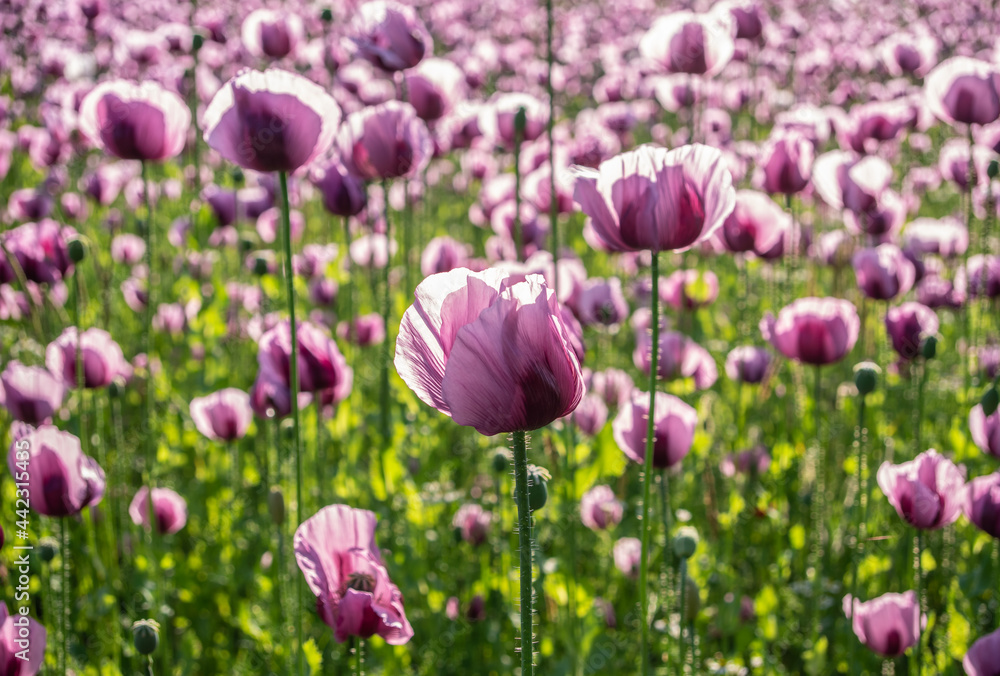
{"left": 60, "top": 517, "right": 68, "bottom": 674}
{"left": 810, "top": 366, "right": 824, "bottom": 650}
{"left": 380, "top": 180, "right": 392, "bottom": 449}
{"left": 561, "top": 423, "right": 579, "bottom": 676}
{"left": 512, "top": 430, "right": 534, "bottom": 676}
{"left": 848, "top": 392, "right": 868, "bottom": 670}
{"left": 513, "top": 110, "right": 525, "bottom": 262}
{"left": 278, "top": 171, "right": 304, "bottom": 676}
{"left": 639, "top": 251, "right": 661, "bottom": 676}
{"left": 915, "top": 530, "right": 924, "bottom": 675}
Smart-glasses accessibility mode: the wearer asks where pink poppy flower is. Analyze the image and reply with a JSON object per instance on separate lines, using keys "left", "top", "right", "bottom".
{"left": 877, "top": 449, "right": 966, "bottom": 530}
{"left": 78, "top": 80, "right": 190, "bottom": 161}
{"left": 760, "top": 297, "right": 859, "bottom": 366}
{"left": 129, "top": 486, "right": 188, "bottom": 535}
{"left": 189, "top": 388, "right": 253, "bottom": 442}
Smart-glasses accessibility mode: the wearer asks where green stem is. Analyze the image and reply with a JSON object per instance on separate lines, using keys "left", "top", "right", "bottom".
{"left": 545, "top": 0, "right": 558, "bottom": 273}
{"left": 60, "top": 517, "right": 69, "bottom": 675}
{"left": 810, "top": 366, "right": 824, "bottom": 649}
{"left": 512, "top": 430, "right": 533, "bottom": 676}
{"left": 561, "top": 424, "right": 578, "bottom": 676}
{"left": 278, "top": 170, "right": 304, "bottom": 676}
{"left": 678, "top": 557, "right": 687, "bottom": 670}
{"left": 380, "top": 180, "right": 392, "bottom": 446}
{"left": 849, "top": 393, "right": 867, "bottom": 670}
{"left": 916, "top": 360, "right": 928, "bottom": 454}
{"left": 513, "top": 112, "right": 524, "bottom": 262}
{"left": 639, "top": 250, "right": 661, "bottom": 676}
{"left": 964, "top": 124, "right": 975, "bottom": 403}
{"left": 915, "top": 530, "right": 924, "bottom": 675}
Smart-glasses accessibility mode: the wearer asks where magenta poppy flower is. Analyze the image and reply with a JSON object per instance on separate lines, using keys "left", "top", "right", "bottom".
{"left": 337, "top": 313, "right": 386, "bottom": 348}
{"left": 878, "top": 32, "right": 937, "bottom": 78}
{"left": 7, "top": 188, "right": 52, "bottom": 222}
{"left": 203, "top": 69, "right": 341, "bottom": 174}
{"left": 613, "top": 537, "right": 641, "bottom": 577}
{"left": 571, "top": 393, "right": 609, "bottom": 437}
{"left": 925, "top": 57, "right": 1000, "bottom": 127}
{"left": 258, "top": 320, "right": 352, "bottom": 397}
{"left": 612, "top": 390, "right": 697, "bottom": 470}
{"left": 813, "top": 151, "right": 893, "bottom": 215}
{"left": 659, "top": 269, "right": 720, "bottom": 310}
{"left": 715, "top": 0, "right": 763, "bottom": 40}
{"left": 589, "top": 368, "right": 634, "bottom": 410}
{"left": 725, "top": 346, "right": 772, "bottom": 384}
{"left": 337, "top": 101, "right": 432, "bottom": 181}
{"left": 420, "top": 237, "right": 470, "bottom": 277}
{"left": 395, "top": 267, "right": 585, "bottom": 437}
{"left": 852, "top": 244, "right": 916, "bottom": 300}
{"left": 720, "top": 190, "right": 792, "bottom": 255}
{"left": 249, "top": 371, "right": 296, "bottom": 420}
{"left": 78, "top": 80, "right": 190, "bottom": 162}
{"left": 451, "top": 503, "right": 492, "bottom": 547}
{"left": 2, "top": 220, "right": 76, "bottom": 284}
{"left": 963, "top": 472, "right": 1000, "bottom": 539}
{"left": 0, "top": 602, "right": 45, "bottom": 676}
{"left": 405, "top": 58, "right": 466, "bottom": 122}
{"left": 964, "top": 627, "right": 1000, "bottom": 674}
{"left": 877, "top": 449, "right": 966, "bottom": 530}
{"left": 110, "top": 233, "right": 146, "bottom": 265}
{"left": 256, "top": 206, "right": 304, "bottom": 244}
{"left": 45, "top": 327, "right": 129, "bottom": 389}
{"left": 241, "top": 9, "right": 303, "bottom": 60}
{"left": 574, "top": 277, "right": 629, "bottom": 327}
{"left": 482, "top": 93, "right": 548, "bottom": 147}
{"left": 885, "top": 302, "right": 939, "bottom": 361}
{"left": 190, "top": 388, "right": 253, "bottom": 442}
{"left": 903, "top": 218, "right": 968, "bottom": 258}
{"left": 760, "top": 297, "right": 859, "bottom": 366}
{"left": 129, "top": 486, "right": 188, "bottom": 535}
{"left": 573, "top": 144, "right": 736, "bottom": 253}
{"left": 312, "top": 161, "right": 367, "bottom": 217}
{"left": 970, "top": 405, "right": 1000, "bottom": 459}
{"left": 639, "top": 11, "right": 735, "bottom": 77}
{"left": 351, "top": 0, "right": 431, "bottom": 72}
{"left": 580, "top": 485, "right": 623, "bottom": 531}
{"left": 965, "top": 255, "right": 1000, "bottom": 299}
{"left": 294, "top": 504, "right": 413, "bottom": 644}
{"left": 0, "top": 361, "right": 65, "bottom": 425}
{"left": 841, "top": 99, "right": 915, "bottom": 154}
{"left": 635, "top": 330, "right": 718, "bottom": 390}
{"left": 756, "top": 131, "right": 814, "bottom": 195}
{"left": 7, "top": 425, "right": 105, "bottom": 517}
{"left": 844, "top": 591, "right": 921, "bottom": 657}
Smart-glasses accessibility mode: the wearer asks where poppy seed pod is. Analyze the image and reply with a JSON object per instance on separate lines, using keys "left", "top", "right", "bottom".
{"left": 132, "top": 619, "right": 160, "bottom": 655}
{"left": 981, "top": 387, "right": 999, "bottom": 417}
{"left": 853, "top": 362, "right": 879, "bottom": 396}
{"left": 673, "top": 527, "right": 699, "bottom": 559}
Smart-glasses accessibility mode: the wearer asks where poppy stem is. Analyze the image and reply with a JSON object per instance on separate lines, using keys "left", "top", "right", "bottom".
{"left": 511, "top": 429, "right": 533, "bottom": 676}
{"left": 639, "top": 249, "right": 661, "bottom": 676}
{"left": 561, "top": 423, "right": 578, "bottom": 676}
{"left": 545, "top": 0, "right": 558, "bottom": 272}
{"left": 353, "top": 636, "right": 364, "bottom": 676}
{"left": 848, "top": 390, "right": 868, "bottom": 670}
{"left": 380, "top": 180, "right": 392, "bottom": 451}
{"left": 278, "top": 170, "right": 304, "bottom": 676}
{"left": 964, "top": 124, "right": 975, "bottom": 403}
{"left": 915, "top": 359, "right": 928, "bottom": 455}
{"left": 59, "top": 516, "right": 69, "bottom": 674}
{"left": 914, "top": 530, "right": 923, "bottom": 675}
{"left": 513, "top": 108, "right": 525, "bottom": 262}
{"left": 809, "top": 366, "right": 825, "bottom": 650}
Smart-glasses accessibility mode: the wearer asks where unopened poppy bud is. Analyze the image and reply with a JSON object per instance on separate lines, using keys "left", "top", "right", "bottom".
{"left": 321, "top": 8, "right": 333, "bottom": 22}
{"left": 230, "top": 168, "right": 244, "bottom": 184}
{"left": 853, "top": 361, "right": 880, "bottom": 396}
{"left": 68, "top": 238, "right": 86, "bottom": 263}
{"left": 515, "top": 465, "right": 550, "bottom": 511}
{"left": 920, "top": 335, "right": 937, "bottom": 360}
{"left": 38, "top": 537, "right": 58, "bottom": 563}
{"left": 280, "top": 419, "right": 295, "bottom": 442}
{"left": 989, "top": 160, "right": 999, "bottom": 179}
{"left": 268, "top": 487, "right": 285, "bottom": 525}
{"left": 673, "top": 527, "right": 699, "bottom": 559}
{"left": 132, "top": 619, "right": 160, "bottom": 655}
{"left": 982, "top": 386, "right": 999, "bottom": 417}
{"left": 238, "top": 237, "right": 254, "bottom": 255}
{"left": 192, "top": 33, "right": 204, "bottom": 52}
{"left": 514, "top": 107, "right": 527, "bottom": 135}
{"left": 253, "top": 256, "right": 269, "bottom": 276}
{"left": 109, "top": 377, "right": 125, "bottom": 398}
{"left": 492, "top": 449, "right": 510, "bottom": 474}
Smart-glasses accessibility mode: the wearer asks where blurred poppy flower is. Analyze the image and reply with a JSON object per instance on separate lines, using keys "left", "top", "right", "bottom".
{"left": 78, "top": 80, "right": 190, "bottom": 161}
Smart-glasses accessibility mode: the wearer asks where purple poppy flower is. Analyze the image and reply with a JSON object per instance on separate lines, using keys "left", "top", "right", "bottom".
{"left": 574, "top": 277, "right": 629, "bottom": 327}
{"left": 925, "top": 57, "right": 1000, "bottom": 127}
{"left": 394, "top": 267, "right": 584, "bottom": 437}
{"left": 659, "top": 269, "right": 719, "bottom": 310}
{"left": 612, "top": 390, "right": 697, "bottom": 470}
{"left": 573, "top": 144, "right": 736, "bottom": 253}
{"left": 720, "top": 190, "right": 792, "bottom": 255}
{"left": 852, "top": 244, "right": 916, "bottom": 300}
{"left": 78, "top": 80, "right": 190, "bottom": 161}
{"left": 351, "top": 1, "right": 432, "bottom": 72}
{"left": 129, "top": 486, "right": 188, "bottom": 535}
{"left": 963, "top": 472, "right": 1000, "bottom": 539}
{"left": 639, "top": 11, "right": 735, "bottom": 77}
{"left": 635, "top": 329, "right": 718, "bottom": 390}
{"left": 877, "top": 449, "right": 965, "bottom": 530}
{"left": 451, "top": 503, "right": 492, "bottom": 547}
{"left": 571, "top": 393, "right": 609, "bottom": 437}
{"left": 613, "top": 537, "right": 641, "bottom": 577}
{"left": 760, "top": 297, "right": 859, "bottom": 366}
{"left": 844, "top": 591, "right": 921, "bottom": 657}
{"left": 337, "top": 101, "right": 432, "bottom": 181}
{"left": 964, "top": 627, "right": 1000, "bottom": 675}
{"left": 241, "top": 9, "right": 303, "bottom": 60}
{"left": 580, "top": 485, "right": 623, "bottom": 531}
{"left": 970, "top": 404, "right": 1000, "bottom": 459}
{"left": 294, "top": 504, "right": 413, "bottom": 644}
{"left": 45, "top": 327, "right": 129, "bottom": 389}
{"left": 189, "top": 388, "right": 253, "bottom": 442}
{"left": 257, "top": 320, "right": 352, "bottom": 396}
{"left": 0, "top": 361, "right": 65, "bottom": 424}
{"left": 885, "top": 303, "right": 938, "bottom": 361}
{"left": 0, "top": 602, "right": 45, "bottom": 675}
{"left": 756, "top": 130, "right": 814, "bottom": 195}
{"left": 7, "top": 425, "right": 105, "bottom": 517}
{"left": 725, "top": 346, "right": 772, "bottom": 384}
{"left": 312, "top": 161, "right": 367, "bottom": 217}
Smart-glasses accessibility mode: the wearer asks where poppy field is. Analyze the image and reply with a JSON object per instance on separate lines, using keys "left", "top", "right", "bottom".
{"left": 2, "top": 0, "right": 1000, "bottom": 674}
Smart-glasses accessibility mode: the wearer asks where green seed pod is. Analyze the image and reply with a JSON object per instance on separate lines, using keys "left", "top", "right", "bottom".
{"left": 514, "top": 107, "right": 527, "bottom": 135}
{"left": 230, "top": 168, "right": 244, "bottom": 184}
{"left": 238, "top": 237, "right": 255, "bottom": 255}
{"left": 68, "top": 238, "right": 86, "bottom": 263}
{"left": 252, "top": 256, "right": 269, "bottom": 276}
{"left": 982, "top": 387, "right": 999, "bottom": 417}
{"left": 321, "top": 8, "right": 333, "bottom": 22}
{"left": 853, "top": 361, "right": 880, "bottom": 396}
{"left": 38, "top": 537, "right": 58, "bottom": 563}
{"left": 514, "top": 465, "right": 550, "bottom": 512}
{"left": 672, "top": 527, "right": 699, "bottom": 560}
{"left": 989, "top": 160, "right": 999, "bottom": 179}
{"left": 491, "top": 450, "right": 510, "bottom": 474}
{"left": 192, "top": 33, "right": 204, "bottom": 52}
{"left": 108, "top": 377, "right": 124, "bottom": 399}
{"left": 920, "top": 335, "right": 937, "bottom": 360}
{"left": 682, "top": 576, "right": 700, "bottom": 622}
{"left": 268, "top": 487, "right": 285, "bottom": 525}
{"left": 132, "top": 619, "right": 160, "bottom": 655}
